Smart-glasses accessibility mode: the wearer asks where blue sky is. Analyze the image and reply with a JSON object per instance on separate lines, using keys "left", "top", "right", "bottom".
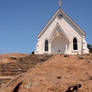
{"left": 0, "top": 0, "right": 92, "bottom": 54}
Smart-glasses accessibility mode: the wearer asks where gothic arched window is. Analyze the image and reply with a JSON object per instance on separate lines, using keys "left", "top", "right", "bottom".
{"left": 73, "top": 38, "right": 78, "bottom": 50}
{"left": 45, "top": 40, "right": 48, "bottom": 51}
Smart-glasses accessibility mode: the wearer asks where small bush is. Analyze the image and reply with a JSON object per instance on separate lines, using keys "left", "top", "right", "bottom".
{"left": 87, "top": 44, "right": 92, "bottom": 52}
{"left": 32, "top": 51, "right": 34, "bottom": 54}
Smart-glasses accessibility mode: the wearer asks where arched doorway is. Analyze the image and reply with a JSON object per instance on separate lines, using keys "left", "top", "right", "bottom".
{"left": 50, "top": 24, "right": 69, "bottom": 54}
{"left": 51, "top": 34, "right": 68, "bottom": 54}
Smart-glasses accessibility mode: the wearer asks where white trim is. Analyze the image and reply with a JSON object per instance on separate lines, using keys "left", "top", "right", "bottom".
{"left": 38, "top": 8, "right": 85, "bottom": 38}
{"left": 49, "top": 23, "right": 69, "bottom": 42}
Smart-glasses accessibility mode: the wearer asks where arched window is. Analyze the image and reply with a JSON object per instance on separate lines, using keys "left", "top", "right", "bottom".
{"left": 73, "top": 38, "right": 78, "bottom": 50}
{"left": 45, "top": 40, "right": 48, "bottom": 51}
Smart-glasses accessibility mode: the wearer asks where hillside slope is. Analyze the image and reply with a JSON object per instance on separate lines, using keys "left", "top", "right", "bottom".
{"left": 0, "top": 54, "right": 52, "bottom": 88}
{"left": 0, "top": 54, "right": 92, "bottom": 92}
{"left": 0, "top": 53, "right": 28, "bottom": 64}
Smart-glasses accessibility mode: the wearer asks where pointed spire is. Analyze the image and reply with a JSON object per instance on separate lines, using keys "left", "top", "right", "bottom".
{"left": 58, "top": 0, "right": 62, "bottom": 8}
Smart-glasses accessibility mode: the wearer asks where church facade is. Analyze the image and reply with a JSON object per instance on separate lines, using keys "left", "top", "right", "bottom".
{"left": 35, "top": 7, "right": 89, "bottom": 54}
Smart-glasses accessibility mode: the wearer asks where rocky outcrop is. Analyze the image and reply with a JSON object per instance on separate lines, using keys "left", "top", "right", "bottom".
{"left": 0, "top": 54, "right": 52, "bottom": 88}
{"left": 0, "top": 54, "right": 92, "bottom": 92}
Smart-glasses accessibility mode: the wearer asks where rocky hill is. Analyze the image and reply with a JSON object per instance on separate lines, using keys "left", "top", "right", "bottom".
{"left": 0, "top": 54, "right": 92, "bottom": 92}
{"left": 0, "top": 54, "right": 52, "bottom": 88}
{"left": 0, "top": 53, "right": 28, "bottom": 64}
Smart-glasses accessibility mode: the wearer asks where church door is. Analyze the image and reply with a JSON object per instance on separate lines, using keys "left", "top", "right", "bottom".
{"left": 51, "top": 35, "right": 67, "bottom": 54}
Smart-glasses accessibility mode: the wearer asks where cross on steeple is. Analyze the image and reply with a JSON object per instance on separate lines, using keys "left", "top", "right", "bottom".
{"left": 58, "top": 0, "right": 62, "bottom": 8}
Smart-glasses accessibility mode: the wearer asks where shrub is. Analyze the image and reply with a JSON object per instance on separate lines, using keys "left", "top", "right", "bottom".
{"left": 32, "top": 51, "right": 34, "bottom": 54}
{"left": 87, "top": 44, "right": 92, "bottom": 52}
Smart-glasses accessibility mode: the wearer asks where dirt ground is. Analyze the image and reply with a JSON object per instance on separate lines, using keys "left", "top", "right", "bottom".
{"left": 0, "top": 53, "right": 28, "bottom": 64}
{"left": 0, "top": 54, "right": 92, "bottom": 92}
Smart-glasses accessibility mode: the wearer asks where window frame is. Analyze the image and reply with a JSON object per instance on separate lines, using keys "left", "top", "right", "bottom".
{"left": 73, "top": 37, "right": 78, "bottom": 50}
{"left": 44, "top": 40, "right": 49, "bottom": 52}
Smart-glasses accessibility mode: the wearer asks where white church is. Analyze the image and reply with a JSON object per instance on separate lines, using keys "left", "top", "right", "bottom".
{"left": 35, "top": 1, "right": 89, "bottom": 55}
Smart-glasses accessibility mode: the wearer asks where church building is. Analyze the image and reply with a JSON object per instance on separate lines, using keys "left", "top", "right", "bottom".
{"left": 35, "top": 1, "right": 89, "bottom": 54}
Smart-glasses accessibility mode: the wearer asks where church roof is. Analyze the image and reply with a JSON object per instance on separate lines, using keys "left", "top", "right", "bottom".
{"left": 38, "top": 8, "right": 85, "bottom": 38}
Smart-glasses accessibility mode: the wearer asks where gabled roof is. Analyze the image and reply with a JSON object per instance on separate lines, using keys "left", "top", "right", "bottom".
{"left": 38, "top": 8, "right": 85, "bottom": 38}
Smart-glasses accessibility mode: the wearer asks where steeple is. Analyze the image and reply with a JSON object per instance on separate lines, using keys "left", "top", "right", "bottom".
{"left": 58, "top": 0, "right": 62, "bottom": 8}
